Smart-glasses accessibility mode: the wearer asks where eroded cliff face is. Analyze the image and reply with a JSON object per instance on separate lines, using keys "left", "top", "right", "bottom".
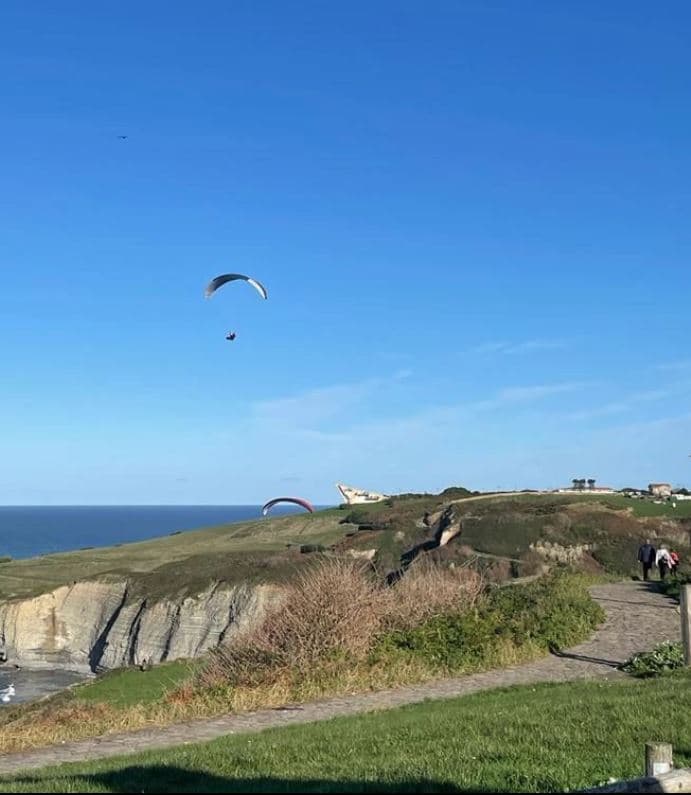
{"left": 0, "top": 580, "right": 278, "bottom": 673}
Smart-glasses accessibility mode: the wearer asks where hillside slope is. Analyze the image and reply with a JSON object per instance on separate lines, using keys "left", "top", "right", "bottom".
{"left": 0, "top": 490, "right": 687, "bottom": 672}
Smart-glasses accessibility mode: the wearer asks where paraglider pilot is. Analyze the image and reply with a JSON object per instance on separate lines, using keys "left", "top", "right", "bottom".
{"left": 225, "top": 332, "right": 236, "bottom": 341}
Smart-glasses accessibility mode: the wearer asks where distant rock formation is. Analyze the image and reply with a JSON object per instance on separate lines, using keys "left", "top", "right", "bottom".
{"left": 336, "top": 483, "right": 388, "bottom": 505}
{"left": 388, "top": 505, "right": 463, "bottom": 584}
{"left": 529, "top": 540, "right": 592, "bottom": 564}
{"left": 435, "top": 506, "right": 463, "bottom": 548}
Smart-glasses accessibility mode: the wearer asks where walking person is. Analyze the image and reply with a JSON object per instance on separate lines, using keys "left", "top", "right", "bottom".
{"left": 637, "top": 539, "right": 656, "bottom": 581}
{"left": 656, "top": 544, "right": 673, "bottom": 581}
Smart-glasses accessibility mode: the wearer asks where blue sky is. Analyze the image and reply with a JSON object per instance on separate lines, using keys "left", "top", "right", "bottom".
{"left": 2, "top": 1, "right": 691, "bottom": 504}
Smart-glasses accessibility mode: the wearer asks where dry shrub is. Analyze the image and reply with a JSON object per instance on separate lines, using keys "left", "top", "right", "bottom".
{"left": 200, "top": 557, "right": 383, "bottom": 688}
{"left": 575, "top": 551, "right": 605, "bottom": 575}
{"left": 165, "top": 679, "right": 197, "bottom": 706}
{"left": 198, "top": 556, "right": 484, "bottom": 692}
{"left": 382, "top": 559, "right": 483, "bottom": 631}
{"left": 518, "top": 549, "right": 549, "bottom": 577}
{"left": 483, "top": 558, "right": 513, "bottom": 583}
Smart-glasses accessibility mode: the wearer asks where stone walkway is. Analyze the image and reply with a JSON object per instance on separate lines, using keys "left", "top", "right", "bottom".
{"left": 0, "top": 581, "right": 680, "bottom": 776}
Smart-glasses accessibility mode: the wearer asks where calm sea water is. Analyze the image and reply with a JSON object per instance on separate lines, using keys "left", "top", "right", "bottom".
{"left": 0, "top": 668, "right": 87, "bottom": 705}
{"left": 0, "top": 504, "right": 327, "bottom": 560}
{"left": 0, "top": 504, "right": 329, "bottom": 703}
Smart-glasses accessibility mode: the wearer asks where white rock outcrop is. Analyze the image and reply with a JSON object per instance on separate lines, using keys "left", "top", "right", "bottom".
{"left": 0, "top": 580, "right": 278, "bottom": 673}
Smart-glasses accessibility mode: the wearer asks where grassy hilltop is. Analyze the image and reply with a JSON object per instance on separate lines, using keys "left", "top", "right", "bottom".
{"left": 0, "top": 488, "right": 689, "bottom": 602}
{"left": 0, "top": 510, "right": 348, "bottom": 601}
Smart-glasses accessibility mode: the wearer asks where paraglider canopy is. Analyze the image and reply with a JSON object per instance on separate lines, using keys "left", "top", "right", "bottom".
{"left": 261, "top": 497, "right": 315, "bottom": 516}
{"left": 204, "top": 273, "right": 268, "bottom": 300}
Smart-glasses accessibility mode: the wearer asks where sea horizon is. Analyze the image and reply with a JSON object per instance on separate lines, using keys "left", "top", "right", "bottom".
{"left": 0, "top": 504, "right": 334, "bottom": 560}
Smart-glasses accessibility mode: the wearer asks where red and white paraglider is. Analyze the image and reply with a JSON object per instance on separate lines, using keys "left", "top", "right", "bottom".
{"left": 261, "top": 497, "right": 315, "bottom": 517}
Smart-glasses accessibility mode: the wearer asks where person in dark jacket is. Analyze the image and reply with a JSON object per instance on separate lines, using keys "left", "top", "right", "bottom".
{"left": 638, "top": 539, "right": 656, "bottom": 581}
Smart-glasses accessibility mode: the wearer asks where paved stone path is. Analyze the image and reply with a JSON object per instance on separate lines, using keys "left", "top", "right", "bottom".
{"left": 0, "top": 581, "right": 680, "bottom": 776}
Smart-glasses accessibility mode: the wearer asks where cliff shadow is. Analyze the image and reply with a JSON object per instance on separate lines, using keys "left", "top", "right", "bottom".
{"left": 7, "top": 765, "right": 489, "bottom": 793}
{"left": 88, "top": 587, "right": 130, "bottom": 673}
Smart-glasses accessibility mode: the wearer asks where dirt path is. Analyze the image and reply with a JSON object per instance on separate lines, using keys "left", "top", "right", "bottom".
{"left": 0, "top": 581, "right": 679, "bottom": 776}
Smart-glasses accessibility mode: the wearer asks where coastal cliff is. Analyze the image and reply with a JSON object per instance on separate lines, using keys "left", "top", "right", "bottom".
{"left": 0, "top": 580, "right": 278, "bottom": 673}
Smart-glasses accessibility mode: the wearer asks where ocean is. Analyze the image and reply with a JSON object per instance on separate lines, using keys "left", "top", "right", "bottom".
{"left": 0, "top": 668, "right": 87, "bottom": 705}
{"left": 0, "top": 504, "right": 324, "bottom": 560}
{"left": 0, "top": 504, "right": 328, "bottom": 703}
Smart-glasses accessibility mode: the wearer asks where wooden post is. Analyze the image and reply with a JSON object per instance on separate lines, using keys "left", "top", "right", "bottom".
{"left": 681, "top": 584, "right": 691, "bottom": 667}
{"left": 645, "top": 742, "right": 673, "bottom": 777}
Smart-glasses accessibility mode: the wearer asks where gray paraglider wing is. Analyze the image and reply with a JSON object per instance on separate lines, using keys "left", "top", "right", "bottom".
{"left": 204, "top": 273, "right": 268, "bottom": 300}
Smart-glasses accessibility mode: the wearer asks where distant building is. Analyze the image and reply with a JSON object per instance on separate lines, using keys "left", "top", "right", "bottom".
{"left": 649, "top": 483, "right": 672, "bottom": 497}
{"left": 622, "top": 488, "right": 646, "bottom": 498}
{"left": 554, "top": 486, "right": 617, "bottom": 494}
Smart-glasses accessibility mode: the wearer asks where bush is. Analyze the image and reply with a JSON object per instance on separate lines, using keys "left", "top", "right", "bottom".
{"left": 200, "top": 558, "right": 483, "bottom": 691}
{"left": 201, "top": 559, "right": 383, "bottom": 687}
{"left": 621, "top": 641, "right": 684, "bottom": 677}
{"left": 382, "top": 561, "right": 483, "bottom": 632}
{"left": 659, "top": 572, "right": 691, "bottom": 601}
{"left": 590, "top": 537, "right": 640, "bottom": 576}
{"left": 438, "top": 486, "right": 473, "bottom": 499}
{"left": 374, "top": 573, "right": 604, "bottom": 673}
{"left": 517, "top": 549, "right": 548, "bottom": 577}
{"left": 195, "top": 564, "right": 603, "bottom": 702}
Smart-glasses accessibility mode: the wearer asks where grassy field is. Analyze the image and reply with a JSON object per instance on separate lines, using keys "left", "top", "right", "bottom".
{"left": 449, "top": 491, "right": 691, "bottom": 519}
{"left": 73, "top": 660, "right": 197, "bottom": 708}
{"left": 1, "top": 671, "right": 689, "bottom": 793}
{"left": 569, "top": 493, "right": 691, "bottom": 518}
{"left": 0, "top": 511, "right": 348, "bottom": 601}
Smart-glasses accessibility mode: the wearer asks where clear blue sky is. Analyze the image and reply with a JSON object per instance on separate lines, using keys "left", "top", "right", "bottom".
{"left": 2, "top": 1, "right": 691, "bottom": 504}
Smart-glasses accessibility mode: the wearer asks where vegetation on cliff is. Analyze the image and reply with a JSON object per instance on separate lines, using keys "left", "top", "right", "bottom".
{"left": 0, "top": 561, "right": 603, "bottom": 755}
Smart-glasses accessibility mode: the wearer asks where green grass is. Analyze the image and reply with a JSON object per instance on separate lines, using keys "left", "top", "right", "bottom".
{"left": 597, "top": 495, "right": 691, "bottom": 517}
{"left": 456, "top": 491, "right": 691, "bottom": 519}
{"left": 72, "top": 660, "right": 197, "bottom": 708}
{"left": 2, "top": 672, "right": 690, "bottom": 793}
{"left": 0, "top": 511, "right": 348, "bottom": 601}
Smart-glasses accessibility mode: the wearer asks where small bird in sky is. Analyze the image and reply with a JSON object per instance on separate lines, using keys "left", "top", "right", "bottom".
{"left": 117, "top": 135, "right": 128, "bottom": 140}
